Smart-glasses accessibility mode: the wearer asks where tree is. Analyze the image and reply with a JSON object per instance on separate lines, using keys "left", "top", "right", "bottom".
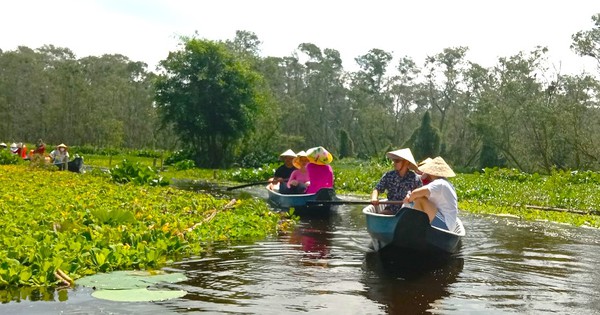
{"left": 403, "top": 111, "right": 441, "bottom": 161}
{"left": 155, "top": 37, "right": 263, "bottom": 167}
{"left": 571, "top": 13, "right": 600, "bottom": 70}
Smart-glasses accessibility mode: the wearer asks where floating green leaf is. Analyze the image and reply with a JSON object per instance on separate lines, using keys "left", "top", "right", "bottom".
{"left": 91, "top": 288, "right": 187, "bottom": 302}
{"left": 76, "top": 270, "right": 187, "bottom": 290}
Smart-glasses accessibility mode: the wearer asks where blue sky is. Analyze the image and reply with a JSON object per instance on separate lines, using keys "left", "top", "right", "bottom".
{"left": 2, "top": 0, "right": 599, "bottom": 75}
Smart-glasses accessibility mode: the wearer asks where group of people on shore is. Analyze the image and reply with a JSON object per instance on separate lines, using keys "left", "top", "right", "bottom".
{"left": 270, "top": 145, "right": 458, "bottom": 231}
{"left": 1, "top": 140, "right": 70, "bottom": 167}
{"left": 268, "top": 146, "right": 334, "bottom": 195}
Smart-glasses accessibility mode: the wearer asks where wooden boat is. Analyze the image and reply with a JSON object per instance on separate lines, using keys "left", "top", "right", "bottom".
{"left": 363, "top": 204, "right": 465, "bottom": 254}
{"left": 266, "top": 184, "right": 336, "bottom": 216}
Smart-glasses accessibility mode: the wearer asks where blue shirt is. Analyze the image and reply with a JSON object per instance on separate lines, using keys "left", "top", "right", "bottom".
{"left": 375, "top": 170, "right": 422, "bottom": 212}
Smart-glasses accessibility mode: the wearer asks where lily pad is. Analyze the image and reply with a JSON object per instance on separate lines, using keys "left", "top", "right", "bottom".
{"left": 91, "top": 288, "right": 187, "bottom": 302}
{"left": 76, "top": 270, "right": 188, "bottom": 290}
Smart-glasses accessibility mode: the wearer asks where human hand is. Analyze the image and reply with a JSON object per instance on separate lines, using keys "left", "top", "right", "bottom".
{"left": 371, "top": 199, "right": 379, "bottom": 206}
{"left": 289, "top": 180, "right": 298, "bottom": 186}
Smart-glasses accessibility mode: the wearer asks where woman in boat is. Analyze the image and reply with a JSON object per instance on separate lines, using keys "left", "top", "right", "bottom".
{"left": 403, "top": 156, "right": 458, "bottom": 231}
{"left": 371, "top": 148, "right": 422, "bottom": 215}
{"left": 416, "top": 157, "right": 433, "bottom": 185}
{"left": 50, "top": 143, "right": 70, "bottom": 170}
{"left": 287, "top": 151, "right": 310, "bottom": 194}
{"left": 304, "top": 146, "right": 334, "bottom": 194}
{"left": 268, "top": 149, "right": 297, "bottom": 193}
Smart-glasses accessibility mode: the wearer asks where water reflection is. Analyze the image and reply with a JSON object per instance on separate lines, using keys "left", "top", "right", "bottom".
{"left": 362, "top": 249, "right": 464, "bottom": 315}
{"left": 288, "top": 216, "right": 334, "bottom": 261}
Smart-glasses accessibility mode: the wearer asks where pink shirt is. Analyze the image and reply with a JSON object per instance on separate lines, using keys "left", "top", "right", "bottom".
{"left": 287, "top": 169, "right": 310, "bottom": 188}
{"left": 305, "top": 163, "right": 334, "bottom": 194}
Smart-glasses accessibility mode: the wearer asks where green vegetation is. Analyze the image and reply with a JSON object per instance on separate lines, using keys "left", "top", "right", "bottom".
{"left": 213, "top": 159, "right": 600, "bottom": 227}
{"left": 0, "top": 164, "right": 283, "bottom": 292}
{"left": 2, "top": 14, "right": 600, "bottom": 171}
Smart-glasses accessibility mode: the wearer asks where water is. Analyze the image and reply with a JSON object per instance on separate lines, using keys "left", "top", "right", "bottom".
{"left": 2, "top": 186, "right": 600, "bottom": 314}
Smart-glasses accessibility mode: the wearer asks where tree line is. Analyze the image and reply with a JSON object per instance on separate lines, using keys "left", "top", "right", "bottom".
{"left": 1, "top": 14, "right": 599, "bottom": 172}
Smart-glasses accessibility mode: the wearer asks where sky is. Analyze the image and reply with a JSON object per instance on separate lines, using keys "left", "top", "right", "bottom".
{"left": 2, "top": 0, "right": 599, "bottom": 75}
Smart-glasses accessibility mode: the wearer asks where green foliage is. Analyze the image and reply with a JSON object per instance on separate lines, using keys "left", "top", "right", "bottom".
{"left": 0, "top": 150, "right": 23, "bottom": 165}
{"left": 0, "top": 165, "right": 281, "bottom": 290}
{"left": 238, "top": 151, "right": 278, "bottom": 168}
{"left": 403, "top": 111, "right": 441, "bottom": 161}
{"left": 172, "top": 159, "right": 196, "bottom": 171}
{"left": 109, "top": 160, "right": 170, "bottom": 186}
{"left": 155, "top": 37, "right": 264, "bottom": 168}
{"left": 225, "top": 164, "right": 277, "bottom": 182}
{"left": 338, "top": 129, "right": 355, "bottom": 159}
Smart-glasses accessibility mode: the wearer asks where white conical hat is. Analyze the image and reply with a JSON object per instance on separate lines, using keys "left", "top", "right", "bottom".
{"left": 279, "top": 149, "right": 296, "bottom": 160}
{"left": 385, "top": 148, "right": 418, "bottom": 170}
{"left": 418, "top": 156, "right": 456, "bottom": 178}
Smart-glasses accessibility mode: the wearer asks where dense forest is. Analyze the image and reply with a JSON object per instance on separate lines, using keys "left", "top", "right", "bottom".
{"left": 1, "top": 14, "right": 599, "bottom": 172}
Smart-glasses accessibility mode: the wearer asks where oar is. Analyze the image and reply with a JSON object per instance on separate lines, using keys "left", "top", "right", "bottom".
{"left": 226, "top": 181, "right": 271, "bottom": 191}
{"left": 305, "top": 200, "right": 404, "bottom": 205}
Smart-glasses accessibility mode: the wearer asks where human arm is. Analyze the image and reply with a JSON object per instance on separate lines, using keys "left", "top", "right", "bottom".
{"left": 370, "top": 189, "right": 380, "bottom": 206}
{"left": 403, "top": 186, "right": 430, "bottom": 204}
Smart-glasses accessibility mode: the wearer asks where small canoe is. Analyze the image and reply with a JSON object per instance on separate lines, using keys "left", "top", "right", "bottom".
{"left": 266, "top": 184, "right": 336, "bottom": 215}
{"left": 363, "top": 204, "right": 465, "bottom": 254}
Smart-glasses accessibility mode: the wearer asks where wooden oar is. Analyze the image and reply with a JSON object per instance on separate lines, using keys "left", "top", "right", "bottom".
{"left": 305, "top": 200, "right": 404, "bottom": 205}
{"left": 226, "top": 181, "right": 271, "bottom": 191}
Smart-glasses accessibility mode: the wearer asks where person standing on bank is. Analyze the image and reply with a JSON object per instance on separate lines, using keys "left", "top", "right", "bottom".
{"left": 50, "top": 143, "right": 70, "bottom": 170}
{"left": 371, "top": 148, "right": 422, "bottom": 215}
{"left": 403, "top": 156, "right": 458, "bottom": 231}
{"left": 268, "top": 149, "right": 297, "bottom": 193}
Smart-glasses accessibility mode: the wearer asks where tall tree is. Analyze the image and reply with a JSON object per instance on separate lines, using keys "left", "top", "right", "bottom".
{"left": 403, "top": 111, "right": 441, "bottom": 161}
{"left": 155, "top": 37, "right": 263, "bottom": 167}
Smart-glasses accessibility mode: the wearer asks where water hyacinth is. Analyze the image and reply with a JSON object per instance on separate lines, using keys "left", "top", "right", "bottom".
{"left": 0, "top": 165, "right": 280, "bottom": 291}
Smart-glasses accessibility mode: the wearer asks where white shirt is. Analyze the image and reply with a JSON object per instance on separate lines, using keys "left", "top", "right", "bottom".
{"left": 50, "top": 149, "right": 69, "bottom": 163}
{"left": 426, "top": 178, "right": 458, "bottom": 231}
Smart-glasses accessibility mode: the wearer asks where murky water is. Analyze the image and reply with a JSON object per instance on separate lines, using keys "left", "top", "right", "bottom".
{"left": 2, "top": 185, "right": 600, "bottom": 314}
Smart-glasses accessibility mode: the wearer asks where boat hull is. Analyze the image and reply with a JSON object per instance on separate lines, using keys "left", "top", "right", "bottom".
{"left": 363, "top": 205, "right": 465, "bottom": 254}
{"left": 266, "top": 185, "right": 336, "bottom": 216}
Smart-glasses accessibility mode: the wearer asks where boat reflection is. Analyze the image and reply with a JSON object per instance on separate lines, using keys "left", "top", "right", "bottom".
{"left": 362, "top": 248, "right": 464, "bottom": 314}
{"left": 288, "top": 216, "right": 334, "bottom": 261}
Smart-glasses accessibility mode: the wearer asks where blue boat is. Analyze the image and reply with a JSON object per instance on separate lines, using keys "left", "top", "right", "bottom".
{"left": 363, "top": 204, "right": 465, "bottom": 254}
{"left": 266, "top": 184, "right": 336, "bottom": 216}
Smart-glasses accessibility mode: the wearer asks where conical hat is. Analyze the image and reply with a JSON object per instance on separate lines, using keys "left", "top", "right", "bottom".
{"left": 306, "top": 146, "right": 333, "bottom": 165}
{"left": 418, "top": 156, "right": 456, "bottom": 178}
{"left": 279, "top": 149, "right": 296, "bottom": 160}
{"left": 292, "top": 151, "right": 308, "bottom": 169}
{"left": 386, "top": 148, "right": 418, "bottom": 170}
{"left": 418, "top": 157, "right": 433, "bottom": 166}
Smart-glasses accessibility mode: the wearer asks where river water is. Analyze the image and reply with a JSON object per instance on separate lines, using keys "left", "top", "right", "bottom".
{"left": 2, "top": 187, "right": 600, "bottom": 314}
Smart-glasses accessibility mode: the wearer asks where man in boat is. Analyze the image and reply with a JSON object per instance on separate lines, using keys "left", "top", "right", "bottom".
{"left": 403, "top": 156, "right": 458, "bottom": 231}
{"left": 268, "top": 149, "right": 297, "bottom": 193}
{"left": 371, "top": 148, "right": 422, "bottom": 215}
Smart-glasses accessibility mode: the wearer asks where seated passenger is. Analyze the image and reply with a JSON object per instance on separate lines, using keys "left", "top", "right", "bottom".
{"left": 370, "top": 148, "right": 422, "bottom": 215}
{"left": 269, "top": 149, "right": 297, "bottom": 193}
{"left": 304, "top": 146, "right": 334, "bottom": 194}
{"left": 403, "top": 156, "right": 458, "bottom": 231}
{"left": 287, "top": 151, "right": 310, "bottom": 194}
